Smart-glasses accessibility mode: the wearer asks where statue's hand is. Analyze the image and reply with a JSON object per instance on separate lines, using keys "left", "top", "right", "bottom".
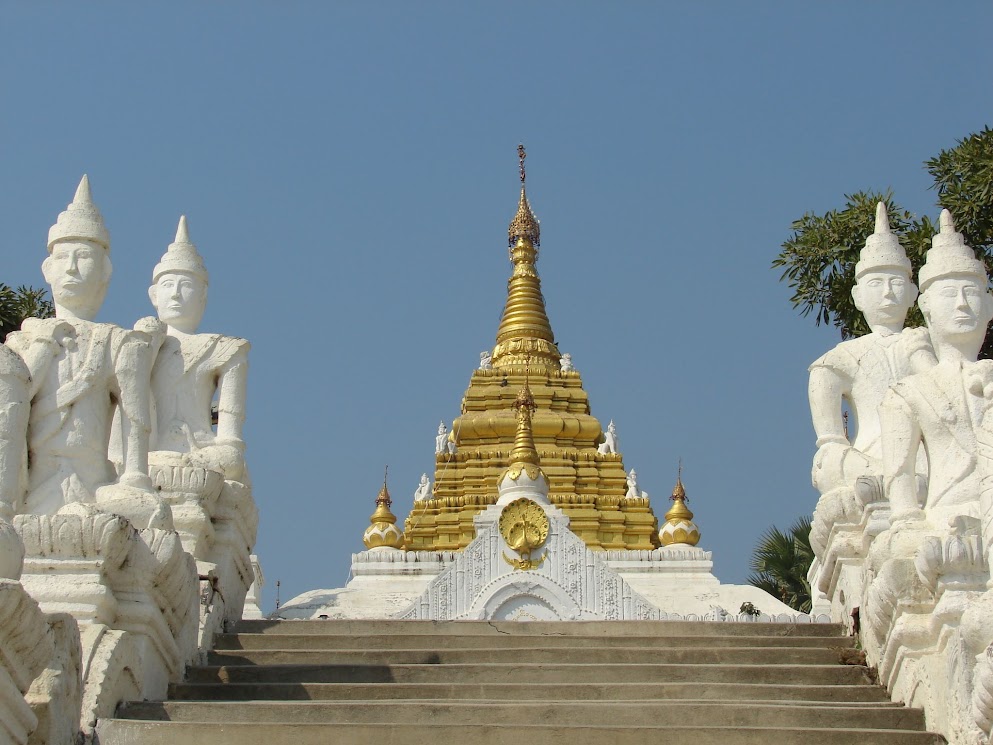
{"left": 187, "top": 440, "right": 245, "bottom": 481}
{"left": 812, "top": 441, "right": 871, "bottom": 494}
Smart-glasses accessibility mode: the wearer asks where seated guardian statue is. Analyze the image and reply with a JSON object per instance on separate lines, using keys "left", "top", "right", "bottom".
{"left": 5, "top": 176, "right": 168, "bottom": 528}
{"left": 881, "top": 210, "right": 993, "bottom": 526}
{"left": 808, "top": 203, "right": 934, "bottom": 501}
{"left": 145, "top": 216, "right": 249, "bottom": 481}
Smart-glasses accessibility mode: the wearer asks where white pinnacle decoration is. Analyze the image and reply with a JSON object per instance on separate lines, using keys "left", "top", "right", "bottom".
{"left": 47, "top": 174, "right": 110, "bottom": 251}
{"left": 854, "top": 202, "right": 911, "bottom": 279}
{"left": 918, "top": 209, "right": 987, "bottom": 290}
{"left": 152, "top": 215, "right": 209, "bottom": 284}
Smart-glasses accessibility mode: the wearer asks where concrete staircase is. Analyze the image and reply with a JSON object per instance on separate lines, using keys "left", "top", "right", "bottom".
{"left": 96, "top": 619, "right": 944, "bottom": 744}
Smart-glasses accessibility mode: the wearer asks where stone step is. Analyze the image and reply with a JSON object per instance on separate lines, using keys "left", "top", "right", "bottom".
{"left": 206, "top": 646, "right": 843, "bottom": 666}
{"left": 169, "top": 679, "right": 896, "bottom": 703}
{"left": 214, "top": 632, "right": 853, "bottom": 650}
{"left": 186, "top": 662, "right": 875, "bottom": 686}
{"left": 234, "top": 619, "right": 844, "bottom": 638}
{"left": 168, "top": 680, "right": 895, "bottom": 704}
{"left": 94, "top": 720, "right": 947, "bottom": 745}
{"left": 116, "top": 699, "right": 926, "bottom": 730}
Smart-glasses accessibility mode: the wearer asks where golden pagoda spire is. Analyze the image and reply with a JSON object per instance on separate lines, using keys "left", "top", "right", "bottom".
{"left": 510, "top": 382, "right": 540, "bottom": 466}
{"left": 491, "top": 145, "right": 561, "bottom": 370}
{"left": 500, "top": 380, "right": 546, "bottom": 485}
{"left": 363, "top": 466, "right": 404, "bottom": 550}
{"left": 659, "top": 461, "right": 700, "bottom": 547}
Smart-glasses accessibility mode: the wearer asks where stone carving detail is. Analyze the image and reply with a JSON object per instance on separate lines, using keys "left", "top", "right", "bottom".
{"left": 0, "top": 515, "right": 82, "bottom": 745}
{"left": 399, "top": 502, "right": 661, "bottom": 621}
{"left": 479, "top": 350, "right": 492, "bottom": 370}
{"left": 559, "top": 352, "right": 573, "bottom": 373}
{"left": 597, "top": 420, "right": 619, "bottom": 455}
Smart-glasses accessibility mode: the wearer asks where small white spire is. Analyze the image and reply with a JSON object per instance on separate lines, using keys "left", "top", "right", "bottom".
{"left": 939, "top": 208, "right": 955, "bottom": 234}
{"left": 874, "top": 202, "right": 889, "bottom": 234}
{"left": 74, "top": 174, "right": 93, "bottom": 205}
{"left": 175, "top": 215, "right": 190, "bottom": 244}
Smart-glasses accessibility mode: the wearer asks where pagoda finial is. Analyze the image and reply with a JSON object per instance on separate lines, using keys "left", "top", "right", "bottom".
{"left": 874, "top": 201, "right": 890, "bottom": 235}
{"left": 508, "top": 144, "right": 541, "bottom": 248}
{"left": 672, "top": 459, "right": 686, "bottom": 500}
{"left": 660, "top": 461, "right": 700, "bottom": 547}
{"left": 493, "top": 146, "right": 560, "bottom": 369}
{"left": 363, "top": 466, "right": 403, "bottom": 550}
{"left": 510, "top": 383, "right": 540, "bottom": 466}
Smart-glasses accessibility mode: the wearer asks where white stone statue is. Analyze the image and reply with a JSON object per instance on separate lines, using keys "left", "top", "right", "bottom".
{"left": 146, "top": 216, "right": 249, "bottom": 482}
{"left": 880, "top": 210, "right": 993, "bottom": 526}
{"left": 144, "top": 217, "right": 256, "bottom": 624}
{"left": 479, "top": 350, "right": 492, "bottom": 370}
{"left": 414, "top": 473, "right": 432, "bottom": 502}
{"left": 560, "top": 352, "right": 574, "bottom": 373}
{"left": 597, "top": 419, "right": 619, "bottom": 454}
{"left": 625, "top": 468, "right": 648, "bottom": 499}
{"left": 435, "top": 421, "right": 456, "bottom": 455}
{"left": 808, "top": 203, "right": 934, "bottom": 498}
{"left": 5, "top": 176, "right": 168, "bottom": 529}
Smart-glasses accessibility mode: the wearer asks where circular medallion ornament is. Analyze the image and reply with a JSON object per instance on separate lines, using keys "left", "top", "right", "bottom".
{"left": 499, "top": 498, "right": 549, "bottom": 570}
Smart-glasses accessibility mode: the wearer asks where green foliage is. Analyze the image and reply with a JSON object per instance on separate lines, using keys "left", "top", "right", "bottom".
{"left": 0, "top": 284, "right": 54, "bottom": 341}
{"left": 747, "top": 515, "right": 813, "bottom": 613}
{"left": 773, "top": 127, "right": 993, "bottom": 356}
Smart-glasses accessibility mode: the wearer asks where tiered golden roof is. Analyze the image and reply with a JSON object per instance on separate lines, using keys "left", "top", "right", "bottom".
{"left": 363, "top": 472, "right": 404, "bottom": 550}
{"left": 402, "top": 146, "right": 660, "bottom": 552}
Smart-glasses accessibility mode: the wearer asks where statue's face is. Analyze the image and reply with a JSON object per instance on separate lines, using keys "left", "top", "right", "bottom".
{"left": 42, "top": 240, "right": 111, "bottom": 319}
{"left": 921, "top": 274, "right": 993, "bottom": 342}
{"left": 149, "top": 271, "right": 207, "bottom": 333}
{"left": 852, "top": 269, "right": 916, "bottom": 328}
{"left": 438, "top": 423, "right": 446, "bottom": 434}
{"left": 420, "top": 475, "right": 428, "bottom": 485}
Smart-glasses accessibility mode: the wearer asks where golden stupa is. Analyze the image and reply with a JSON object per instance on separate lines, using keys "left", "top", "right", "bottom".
{"left": 403, "top": 146, "right": 660, "bottom": 552}
{"left": 363, "top": 470, "right": 405, "bottom": 550}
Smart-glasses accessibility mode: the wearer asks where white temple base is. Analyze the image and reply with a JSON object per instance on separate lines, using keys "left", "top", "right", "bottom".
{"left": 278, "top": 542, "right": 809, "bottom": 621}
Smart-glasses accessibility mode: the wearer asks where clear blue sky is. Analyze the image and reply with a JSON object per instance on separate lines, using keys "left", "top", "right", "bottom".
{"left": 2, "top": 3, "right": 991, "bottom": 610}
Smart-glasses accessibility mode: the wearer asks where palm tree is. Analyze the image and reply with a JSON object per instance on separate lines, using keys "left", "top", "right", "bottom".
{"left": 0, "top": 284, "right": 54, "bottom": 341}
{"left": 747, "top": 516, "right": 813, "bottom": 613}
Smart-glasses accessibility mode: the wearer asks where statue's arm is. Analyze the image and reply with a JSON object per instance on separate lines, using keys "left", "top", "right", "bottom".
{"left": 880, "top": 387, "right": 925, "bottom": 523}
{"left": 5, "top": 328, "right": 58, "bottom": 400}
{"left": 808, "top": 364, "right": 850, "bottom": 447}
{"left": 215, "top": 344, "right": 248, "bottom": 446}
{"left": 112, "top": 330, "right": 155, "bottom": 488}
{"left": 903, "top": 327, "right": 938, "bottom": 375}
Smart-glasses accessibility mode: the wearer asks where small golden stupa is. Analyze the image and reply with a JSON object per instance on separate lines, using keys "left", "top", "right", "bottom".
{"left": 658, "top": 465, "right": 701, "bottom": 547}
{"left": 362, "top": 469, "right": 404, "bottom": 550}
{"left": 403, "top": 146, "right": 660, "bottom": 552}
{"left": 499, "top": 382, "right": 545, "bottom": 484}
